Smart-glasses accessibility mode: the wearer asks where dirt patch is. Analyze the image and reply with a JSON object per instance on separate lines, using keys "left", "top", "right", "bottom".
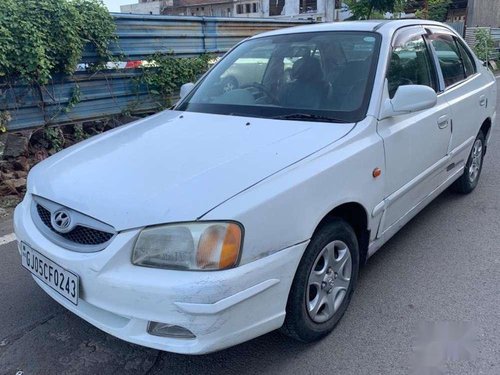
{"left": 0, "top": 195, "right": 19, "bottom": 218}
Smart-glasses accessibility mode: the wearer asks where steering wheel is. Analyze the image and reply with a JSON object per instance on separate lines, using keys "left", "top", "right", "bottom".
{"left": 240, "top": 82, "right": 279, "bottom": 104}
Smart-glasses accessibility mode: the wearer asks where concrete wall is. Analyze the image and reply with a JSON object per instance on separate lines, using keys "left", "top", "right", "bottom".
{"left": 467, "top": 0, "right": 500, "bottom": 27}
{"left": 121, "top": 2, "right": 160, "bottom": 14}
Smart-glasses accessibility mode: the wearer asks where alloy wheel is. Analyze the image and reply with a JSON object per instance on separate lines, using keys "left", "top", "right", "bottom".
{"left": 469, "top": 138, "right": 483, "bottom": 183}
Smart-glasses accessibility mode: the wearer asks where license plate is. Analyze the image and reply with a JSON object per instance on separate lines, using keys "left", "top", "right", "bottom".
{"left": 21, "top": 242, "right": 79, "bottom": 305}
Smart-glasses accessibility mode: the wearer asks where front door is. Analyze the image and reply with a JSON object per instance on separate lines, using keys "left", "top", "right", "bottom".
{"left": 377, "top": 26, "right": 452, "bottom": 235}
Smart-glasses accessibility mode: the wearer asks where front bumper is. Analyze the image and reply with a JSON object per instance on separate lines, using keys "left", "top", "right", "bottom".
{"left": 14, "top": 196, "right": 307, "bottom": 354}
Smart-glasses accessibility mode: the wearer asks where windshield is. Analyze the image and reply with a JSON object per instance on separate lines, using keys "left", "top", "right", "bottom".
{"left": 177, "top": 31, "right": 381, "bottom": 123}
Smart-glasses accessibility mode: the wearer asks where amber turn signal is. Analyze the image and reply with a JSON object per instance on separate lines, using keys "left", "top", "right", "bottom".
{"left": 196, "top": 223, "right": 242, "bottom": 270}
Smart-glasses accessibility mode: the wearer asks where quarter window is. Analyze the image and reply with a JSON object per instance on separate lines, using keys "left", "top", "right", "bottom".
{"left": 387, "top": 34, "right": 436, "bottom": 98}
{"left": 429, "top": 35, "right": 466, "bottom": 87}
{"left": 455, "top": 39, "right": 476, "bottom": 77}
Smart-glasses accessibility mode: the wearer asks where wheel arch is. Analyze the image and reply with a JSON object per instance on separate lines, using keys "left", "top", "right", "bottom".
{"left": 313, "top": 202, "right": 370, "bottom": 266}
{"left": 478, "top": 117, "right": 492, "bottom": 155}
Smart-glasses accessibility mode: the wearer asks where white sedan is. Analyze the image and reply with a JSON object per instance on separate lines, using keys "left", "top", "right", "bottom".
{"left": 14, "top": 20, "right": 497, "bottom": 354}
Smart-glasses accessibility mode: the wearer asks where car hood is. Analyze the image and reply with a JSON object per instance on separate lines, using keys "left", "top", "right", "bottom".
{"left": 29, "top": 111, "right": 355, "bottom": 231}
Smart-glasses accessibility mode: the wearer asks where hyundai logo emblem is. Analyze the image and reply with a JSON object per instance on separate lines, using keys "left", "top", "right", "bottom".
{"left": 51, "top": 210, "right": 73, "bottom": 233}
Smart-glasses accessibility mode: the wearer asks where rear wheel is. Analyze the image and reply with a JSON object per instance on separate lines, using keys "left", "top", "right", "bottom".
{"left": 281, "top": 219, "right": 359, "bottom": 342}
{"left": 452, "top": 131, "right": 485, "bottom": 194}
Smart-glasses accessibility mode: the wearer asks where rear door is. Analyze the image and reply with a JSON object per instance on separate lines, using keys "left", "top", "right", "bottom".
{"left": 426, "top": 27, "right": 488, "bottom": 163}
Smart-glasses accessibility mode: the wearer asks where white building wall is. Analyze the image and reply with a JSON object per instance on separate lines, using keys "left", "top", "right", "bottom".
{"left": 262, "top": 0, "right": 349, "bottom": 22}
{"left": 121, "top": 2, "right": 161, "bottom": 14}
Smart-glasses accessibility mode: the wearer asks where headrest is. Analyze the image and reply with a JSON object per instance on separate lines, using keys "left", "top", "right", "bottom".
{"left": 291, "top": 57, "right": 323, "bottom": 82}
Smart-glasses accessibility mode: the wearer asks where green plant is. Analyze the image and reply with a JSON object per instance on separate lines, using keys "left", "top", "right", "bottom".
{"left": 73, "top": 123, "right": 89, "bottom": 142}
{"left": 0, "top": 111, "right": 11, "bottom": 133}
{"left": 473, "top": 28, "right": 495, "bottom": 62}
{"left": 139, "top": 53, "right": 212, "bottom": 108}
{"left": 0, "top": 0, "right": 115, "bottom": 85}
{"left": 0, "top": 0, "right": 115, "bottom": 132}
{"left": 346, "top": 0, "right": 395, "bottom": 19}
{"left": 391, "top": 0, "right": 408, "bottom": 18}
{"left": 65, "top": 84, "right": 82, "bottom": 113}
{"left": 44, "top": 126, "right": 65, "bottom": 151}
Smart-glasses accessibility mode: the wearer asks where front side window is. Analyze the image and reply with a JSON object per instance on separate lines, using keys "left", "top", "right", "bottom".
{"left": 429, "top": 34, "right": 466, "bottom": 87}
{"left": 177, "top": 32, "right": 381, "bottom": 123}
{"left": 387, "top": 33, "right": 436, "bottom": 98}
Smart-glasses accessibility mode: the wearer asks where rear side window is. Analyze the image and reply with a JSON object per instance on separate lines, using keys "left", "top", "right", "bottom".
{"left": 455, "top": 39, "right": 476, "bottom": 77}
{"left": 387, "top": 34, "right": 436, "bottom": 98}
{"left": 429, "top": 35, "right": 466, "bottom": 87}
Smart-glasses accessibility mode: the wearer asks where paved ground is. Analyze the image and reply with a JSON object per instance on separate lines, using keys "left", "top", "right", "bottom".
{"left": 0, "top": 79, "right": 499, "bottom": 375}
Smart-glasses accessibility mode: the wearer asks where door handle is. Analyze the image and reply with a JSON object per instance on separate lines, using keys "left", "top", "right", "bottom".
{"left": 437, "top": 115, "right": 449, "bottom": 129}
{"left": 479, "top": 95, "right": 487, "bottom": 107}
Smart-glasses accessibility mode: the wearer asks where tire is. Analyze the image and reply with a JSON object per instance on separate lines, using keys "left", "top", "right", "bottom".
{"left": 281, "top": 219, "right": 359, "bottom": 342}
{"left": 452, "top": 130, "right": 485, "bottom": 194}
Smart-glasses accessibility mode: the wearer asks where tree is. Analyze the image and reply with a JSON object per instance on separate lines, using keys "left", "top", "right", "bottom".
{"left": 474, "top": 28, "right": 495, "bottom": 62}
{"left": 392, "top": 0, "right": 408, "bottom": 18}
{"left": 346, "top": 0, "right": 396, "bottom": 19}
{"left": 415, "top": 0, "right": 452, "bottom": 22}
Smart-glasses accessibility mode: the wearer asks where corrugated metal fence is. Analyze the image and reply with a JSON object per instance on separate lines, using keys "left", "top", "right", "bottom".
{"left": 445, "top": 21, "right": 465, "bottom": 37}
{"left": 1, "top": 14, "right": 309, "bottom": 132}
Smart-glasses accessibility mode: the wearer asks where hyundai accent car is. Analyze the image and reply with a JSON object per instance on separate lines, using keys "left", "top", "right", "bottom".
{"left": 14, "top": 20, "right": 497, "bottom": 354}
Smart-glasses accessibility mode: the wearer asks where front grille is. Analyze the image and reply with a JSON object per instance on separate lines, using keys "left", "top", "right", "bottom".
{"left": 36, "top": 204, "right": 114, "bottom": 246}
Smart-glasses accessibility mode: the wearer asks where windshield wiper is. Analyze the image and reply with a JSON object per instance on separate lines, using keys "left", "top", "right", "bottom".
{"left": 271, "top": 113, "right": 348, "bottom": 123}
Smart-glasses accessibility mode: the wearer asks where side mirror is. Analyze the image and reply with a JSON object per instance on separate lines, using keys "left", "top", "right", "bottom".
{"left": 380, "top": 85, "right": 437, "bottom": 119}
{"left": 180, "top": 82, "right": 195, "bottom": 100}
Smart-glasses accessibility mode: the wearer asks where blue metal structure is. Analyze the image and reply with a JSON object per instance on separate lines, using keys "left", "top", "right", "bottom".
{"left": 1, "top": 14, "right": 309, "bottom": 131}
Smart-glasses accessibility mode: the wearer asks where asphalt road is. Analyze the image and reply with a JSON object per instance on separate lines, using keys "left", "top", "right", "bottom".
{"left": 1, "top": 79, "right": 499, "bottom": 375}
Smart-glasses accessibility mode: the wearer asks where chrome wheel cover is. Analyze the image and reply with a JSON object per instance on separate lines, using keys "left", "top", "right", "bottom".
{"left": 469, "top": 138, "right": 483, "bottom": 183}
{"left": 306, "top": 240, "right": 352, "bottom": 323}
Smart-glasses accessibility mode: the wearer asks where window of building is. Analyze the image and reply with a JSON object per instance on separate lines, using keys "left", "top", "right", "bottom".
{"left": 299, "top": 0, "right": 317, "bottom": 13}
{"left": 252, "top": 3, "right": 258, "bottom": 12}
{"left": 245, "top": 3, "right": 251, "bottom": 13}
{"left": 237, "top": 4, "right": 243, "bottom": 14}
{"left": 269, "top": 0, "right": 284, "bottom": 16}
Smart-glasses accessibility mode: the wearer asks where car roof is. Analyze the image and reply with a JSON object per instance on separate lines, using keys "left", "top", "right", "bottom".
{"left": 250, "top": 19, "right": 453, "bottom": 39}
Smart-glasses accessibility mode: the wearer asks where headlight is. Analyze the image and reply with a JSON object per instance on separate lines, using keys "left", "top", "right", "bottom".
{"left": 132, "top": 222, "right": 243, "bottom": 271}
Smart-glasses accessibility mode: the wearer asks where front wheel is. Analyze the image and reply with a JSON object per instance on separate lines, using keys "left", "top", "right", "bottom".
{"left": 281, "top": 219, "right": 359, "bottom": 342}
{"left": 452, "top": 131, "right": 485, "bottom": 194}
